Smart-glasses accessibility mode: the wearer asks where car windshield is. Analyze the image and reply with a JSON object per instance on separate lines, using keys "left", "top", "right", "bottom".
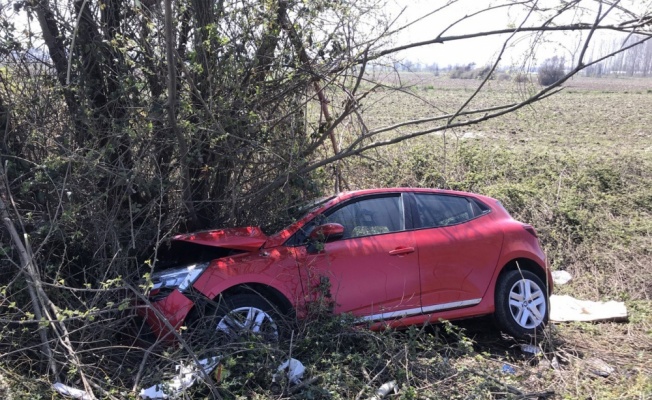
{"left": 264, "top": 195, "right": 335, "bottom": 235}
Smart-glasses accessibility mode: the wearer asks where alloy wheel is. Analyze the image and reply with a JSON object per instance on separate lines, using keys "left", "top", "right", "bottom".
{"left": 216, "top": 306, "right": 279, "bottom": 340}
{"left": 508, "top": 278, "right": 546, "bottom": 329}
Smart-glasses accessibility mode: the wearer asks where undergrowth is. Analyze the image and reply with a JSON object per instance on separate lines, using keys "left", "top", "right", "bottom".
{"left": 132, "top": 313, "right": 550, "bottom": 399}
{"left": 1, "top": 74, "right": 650, "bottom": 399}
{"left": 351, "top": 139, "right": 652, "bottom": 301}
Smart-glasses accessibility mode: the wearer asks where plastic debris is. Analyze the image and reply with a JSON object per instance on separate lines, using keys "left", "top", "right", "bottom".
{"left": 551, "top": 270, "right": 572, "bottom": 285}
{"left": 273, "top": 358, "right": 305, "bottom": 385}
{"left": 140, "top": 357, "right": 220, "bottom": 399}
{"left": 368, "top": 381, "right": 397, "bottom": 400}
{"left": 550, "top": 295, "right": 627, "bottom": 322}
{"left": 501, "top": 364, "right": 516, "bottom": 374}
{"left": 585, "top": 357, "right": 615, "bottom": 377}
{"left": 520, "top": 344, "right": 542, "bottom": 355}
{"left": 52, "top": 382, "right": 93, "bottom": 400}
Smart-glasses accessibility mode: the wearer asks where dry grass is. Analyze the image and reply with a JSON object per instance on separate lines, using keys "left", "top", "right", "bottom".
{"left": 340, "top": 72, "right": 652, "bottom": 399}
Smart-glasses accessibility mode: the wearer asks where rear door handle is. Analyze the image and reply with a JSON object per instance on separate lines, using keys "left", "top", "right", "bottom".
{"left": 389, "top": 246, "right": 415, "bottom": 256}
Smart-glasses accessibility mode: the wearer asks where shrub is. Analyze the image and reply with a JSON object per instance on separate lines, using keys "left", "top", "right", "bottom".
{"left": 496, "top": 72, "right": 511, "bottom": 81}
{"left": 449, "top": 64, "right": 494, "bottom": 80}
{"left": 538, "top": 56, "right": 566, "bottom": 86}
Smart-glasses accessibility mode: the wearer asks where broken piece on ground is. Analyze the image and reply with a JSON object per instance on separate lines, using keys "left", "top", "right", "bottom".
{"left": 140, "top": 357, "right": 220, "bottom": 399}
{"left": 550, "top": 295, "right": 627, "bottom": 323}
{"left": 52, "top": 382, "right": 93, "bottom": 400}
{"left": 551, "top": 270, "right": 572, "bottom": 285}
{"left": 272, "top": 358, "right": 305, "bottom": 385}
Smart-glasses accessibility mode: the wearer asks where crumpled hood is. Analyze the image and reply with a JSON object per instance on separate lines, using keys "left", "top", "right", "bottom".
{"left": 171, "top": 226, "right": 267, "bottom": 252}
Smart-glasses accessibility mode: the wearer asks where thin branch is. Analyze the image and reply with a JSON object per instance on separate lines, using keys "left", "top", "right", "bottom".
{"left": 373, "top": 23, "right": 651, "bottom": 61}
{"left": 447, "top": 0, "right": 540, "bottom": 126}
{"left": 66, "top": 0, "right": 88, "bottom": 84}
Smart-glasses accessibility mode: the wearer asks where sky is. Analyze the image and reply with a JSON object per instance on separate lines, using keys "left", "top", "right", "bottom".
{"left": 387, "top": 0, "right": 519, "bottom": 66}
{"left": 383, "top": 0, "right": 648, "bottom": 68}
{"left": 5, "top": 0, "right": 648, "bottom": 69}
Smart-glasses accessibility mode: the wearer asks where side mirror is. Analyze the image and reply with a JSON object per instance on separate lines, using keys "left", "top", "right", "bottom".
{"left": 309, "top": 223, "right": 345, "bottom": 243}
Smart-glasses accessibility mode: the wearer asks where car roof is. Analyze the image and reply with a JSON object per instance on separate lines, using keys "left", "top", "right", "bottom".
{"left": 334, "top": 187, "right": 488, "bottom": 201}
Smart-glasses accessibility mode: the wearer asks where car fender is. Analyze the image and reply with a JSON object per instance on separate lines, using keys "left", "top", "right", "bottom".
{"left": 483, "top": 247, "right": 550, "bottom": 302}
{"left": 192, "top": 252, "right": 300, "bottom": 308}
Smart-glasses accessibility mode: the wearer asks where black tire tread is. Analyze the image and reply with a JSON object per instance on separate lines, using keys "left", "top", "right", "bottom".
{"left": 494, "top": 269, "right": 549, "bottom": 339}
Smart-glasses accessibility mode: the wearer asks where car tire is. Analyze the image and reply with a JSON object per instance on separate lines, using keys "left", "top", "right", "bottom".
{"left": 187, "top": 293, "right": 281, "bottom": 352}
{"left": 494, "top": 269, "right": 549, "bottom": 339}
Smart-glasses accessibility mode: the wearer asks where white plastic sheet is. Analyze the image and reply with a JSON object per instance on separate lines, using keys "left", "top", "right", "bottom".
{"left": 273, "top": 358, "right": 305, "bottom": 385}
{"left": 139, "top": 357, "right": 220, "bottom": 399}
{"left": 551, "top": 270, "right": 572, "bottom": 285}
{"left": 550, "top": 294, "right": 627, "bottom": 322}
{"left": 52, "top": 382, "right": 93, "bottom": 400}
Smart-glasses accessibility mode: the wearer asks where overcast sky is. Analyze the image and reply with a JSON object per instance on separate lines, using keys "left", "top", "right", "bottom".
{"left": 384, "top": 0, "right": 645, "bottom": 68}
{"left": 387, "top": 0, "right": 518, "bottom": 66}
{"left": 6, "top": 0, "right": 647, "bottom": 69}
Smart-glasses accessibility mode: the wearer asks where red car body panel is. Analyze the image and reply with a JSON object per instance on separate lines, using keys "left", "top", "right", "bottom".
{"left": 371, "top": 294, "right": 497, "bottom": 330}
{"left": 192, "top": 247, "right": 303, "bottom": 305}
{"left": 413, "top": 218, "right": 503, "bottom": 307}
{"left": 295, "top": 230, "right": 421, "bottom": 317}
{"left": 139, "top": 188, "right": 551, "bottom": 340}
{"left": 172, "top": 227, "right": 268, "bottom": 252}
{"left": 142, "top": 289, "right": 195, "bottom": 339}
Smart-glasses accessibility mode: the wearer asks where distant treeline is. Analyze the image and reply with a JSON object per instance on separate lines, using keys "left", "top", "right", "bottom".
{"left": 386, "top": 34, "right": 652, "bottom": 78}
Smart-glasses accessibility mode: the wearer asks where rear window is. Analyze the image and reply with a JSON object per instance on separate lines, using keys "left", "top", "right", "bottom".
{"left": 414, "top": 194, "right": 487, "bottom": 229}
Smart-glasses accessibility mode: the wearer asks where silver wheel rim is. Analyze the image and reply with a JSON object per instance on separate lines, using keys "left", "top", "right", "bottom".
{"left": 216, "top": 306, "right": 279, "bottom": 340}
{"left": 508, "top": 278, "right": 546, "bottom": 329}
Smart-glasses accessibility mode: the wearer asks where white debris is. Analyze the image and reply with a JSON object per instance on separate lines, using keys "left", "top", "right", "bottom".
{"left": 551, "top": 270, "right": 572, "bottom": 285}
{"left": 585, "top": 357, "right": 615, "bottom": 377}
{"left": 52, "top": 382, "right": 93, "bottom": 400}
{"left": 460, "top": 131, "right": 485, "bottom": 140}
{"left": 273, "top": 358, "right": 305, "bottom": 385}
{"left": 140, "top": 357, "right": 220, "bottom": 399}
{"left": 368, "top": 381, "right": 398, "bottom": 400}
{"left": 550, "top": 295, "right": 627, "bottom": 323}
{"left": 520, "top": 344, "right": 542, "bottom": 355}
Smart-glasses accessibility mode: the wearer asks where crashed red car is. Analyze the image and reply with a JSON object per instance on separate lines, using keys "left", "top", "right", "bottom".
{"left": 139, "top": 188, "right": 551, "bottom": 342}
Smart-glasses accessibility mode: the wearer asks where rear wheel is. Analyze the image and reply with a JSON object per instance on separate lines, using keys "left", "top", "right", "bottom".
{"left": 494, "top": 269, "right": 549, "bottom": 339}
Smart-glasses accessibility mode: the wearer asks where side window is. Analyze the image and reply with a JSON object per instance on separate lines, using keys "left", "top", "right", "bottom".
{"left": 415, "top": 194, "right": 481, "bottom": 229}
{"left": 325, "top": 195, "right": 404, "bottom": 239}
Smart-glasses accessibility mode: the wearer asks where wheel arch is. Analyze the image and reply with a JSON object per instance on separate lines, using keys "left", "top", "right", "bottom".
{"left": 219, "top": 283, "right": 294, "bottom": 315}
{"left": 496, "top": 258, "right": 552, "bottom": 296}
{"left": 185, "top": 282, "right": 295, "bottom": 326}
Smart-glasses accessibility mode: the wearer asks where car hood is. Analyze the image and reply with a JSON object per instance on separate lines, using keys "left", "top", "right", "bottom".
{"left": 171, "top": 227, "right": 267, "bottom": 252}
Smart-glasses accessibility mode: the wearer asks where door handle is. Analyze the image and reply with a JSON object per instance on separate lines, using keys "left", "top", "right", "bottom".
{"left": 389, "top": 246, "right": 415, "bottom": 256}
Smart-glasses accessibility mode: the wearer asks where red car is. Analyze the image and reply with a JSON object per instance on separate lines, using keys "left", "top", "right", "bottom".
{"left": 140, "top": 188, "right": 551, "bottom": 342}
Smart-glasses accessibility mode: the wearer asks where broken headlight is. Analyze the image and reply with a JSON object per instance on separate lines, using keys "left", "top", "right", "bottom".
{"left": 149, "top": 262, "right": 209, "bottom": 298}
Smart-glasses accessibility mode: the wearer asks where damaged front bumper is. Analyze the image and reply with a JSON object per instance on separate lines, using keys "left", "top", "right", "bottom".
{"left": 136, "top": 262, "right": 211, "bottom": 342}
{"left": 137, "top": 288, "right": 195, "bottom": 342}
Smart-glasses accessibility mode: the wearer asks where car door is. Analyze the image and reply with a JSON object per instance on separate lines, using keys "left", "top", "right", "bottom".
{"left": 410, "top": 193, "right": 503, "bottom": 312}
{"left": 293, "top": 194, "right": 421, "bottom": 320}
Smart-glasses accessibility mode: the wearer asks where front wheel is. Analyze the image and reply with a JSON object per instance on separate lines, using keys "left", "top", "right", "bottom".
{"left": 494, "top": 269, "right": 549, "bottom": 339}
{"left": 186, "top": 293, "right": 280, "bottom": 352}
